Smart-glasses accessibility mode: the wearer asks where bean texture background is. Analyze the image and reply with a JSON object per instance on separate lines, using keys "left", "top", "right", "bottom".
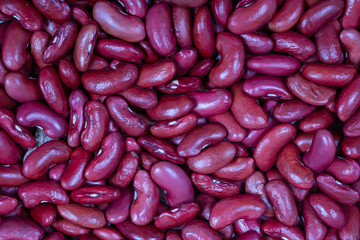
{"left": 0, "top": 0, "right": 359, "bottom": 239}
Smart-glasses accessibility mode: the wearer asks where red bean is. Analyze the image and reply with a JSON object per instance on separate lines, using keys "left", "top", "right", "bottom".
{"left": 262, "top": 219, "right": 305, "bottom": 240}
{"left": 340, "top": 0, "right": 360, "bottom": 28}
{"left": 326, "top": 157, "right": 360, "bottom": 183}
{"left": 71, "top": 185, "right": 121, "bottom": 204}
{"left": 193, "top": 6, "right": 215, "bottom": 58}
{"left": 155, "top": 203, "right": 200, "bottom": 229}
{"left": 0, "top": 164, "right": 29, "bottom": 187}
{"left": 0, "top": 218, "right": 44, "bottom": 240}
{"left": 182, "top": 220, "right": 222, "bottom": 240}
{"left": 268, "top": 0, "right": 305, "bottom": 32}
{"left": 303, "top": 198, "right": 327, "bottom": 240}
{"left": 93, "top": 227, "right": 125, "bottom": 240}
{"left": 116, "top": 219, "right": 164, "bottom": 240}
{"left": 30, "top": 203, "right": 57, "bottom": 227}
{"left": 52, "top": 218, "right": 90, "bottom": 237}
{"left": 273, "top": 98, "right": 316, "bottom": 122}
{"left": 106, "top": 187, "right": 132, "bottom": 224}
{"left": 136, "top": 59, "right": 175, "bottom": 88}
{"left": 339, "top": 204, "right": 360, "bottom": 239}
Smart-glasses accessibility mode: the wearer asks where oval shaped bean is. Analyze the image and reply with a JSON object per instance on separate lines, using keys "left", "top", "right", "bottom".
{"left": 337, "top": 74, "right": 360, "bottom": 121}
{"left": 58, "top": 59, "right": 80, "bottom": 90}
{"left": 240, "top": 32, "right": 274, "bottom": 55}
{"left": 273, "top": 99, "right": 316, "bottom": 122}
{"left": 299, "top": 108, "right": 335, "bottom": 132}
{"left": 93, "top": 227, "right": 125, "bottom": 240}
{"left": 116, "top": 219, "right": 164, "bottom": 240}
{"left": 155, "top": 203, "right": 200, "bottom": 229}
{"left": 326, "top": 157, "right": 360, "bottom": 184}
{"left": 106, "top": 187, "right": 132, "bottom": 224}
{"left": 213, "top": 157, "right": 254, "bottom": 181}
{"left": 340, "top": 0, "right": 360, "bottom": 28}
{"left": 193, "top": 6, "right": 215, "bottom": 58}
{"left": 172, "top": 6, "right": 192, "bottom": 48}
{"left": 156, "top": 76, "right": 201, "bottom": 95}
{"left": 0, "top": 130, "right": 21, "bottom": 164}
{"left": 0, "top": 218, "right": 44, "bottom": 240}
{"left": 0, "top": 164, "right": 29, "bottom": 187}
{"left": 262, "top": 219, "right": 305, "bottom": 240}
{"left": 119, "top": 85, "right": 158, "bottom": 109}
{"left": 110, "top": 151, "right": 139, "bottom": 188}
{"left": 32, "top": 0, "right": 70, "bottom": 23}
{"left": 0, "top": 194, "right": 18, "bottom": 215}
{"left": 71, "top": 185, "right": 121, "bottom": 204}
{"left": 339, "top": 204, "right": 360, "bottom": 240}
{"left": 268, "top": 0, "right": 305, "bottom": 32}
{"left": 30, "top": 203, "right": 57, "bottom": 227}
{"left": 52, "top": 218, "right": 90, "bottom": 237}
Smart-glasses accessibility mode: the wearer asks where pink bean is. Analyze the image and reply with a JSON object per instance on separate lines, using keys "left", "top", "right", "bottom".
{"left": 339, "top": 204, "right": 360, "bottom": 240}
{"left": 106, "top": 187, "right": 132, "bottom": 224}
{"left": 0, "top": 194, "right": 18, "bottom": 215}
{"left": 189, "top": 59, "right": 214, "bottom": 78}
{"left": 214, "top": 157, "right": 254, "bottom": 181}
{"left": 234, "top": 219, "right": 261, "bottom": 236}
{"left": 337, "top": 74, "right": 360, "bottom": 121}
{"left": 32, "top": 0, "right": 70, "bottom": 23}
{"left": 93, "top": 227, "right": 125, "bottom": 240}
{"left": 240, "top": 32, "right": 274, "bottom": 55}
{"left": 344, "top": 109, "right": 360, "bottom": 137}
{"left": 299, "top": 108, "right": 335, "bottom": 132}
{"left": 193, "top": 6, "right": 215, "bottom": 58}
{"left": 52, "top": 218, "right": 90, "bottom": 237}
{"left": 268, "top": 0, "right": 305, "bottom": 32}
{"left": 49, "top": 163, "right": 66, "bottom": 181}
{"left": 326, "top": 157, "right": 360, "bottom": 183}
{"left": 0, "top": 164, "right": 29, "bottom": 187}
{"left": 273, "top": 98, "right": 316, "bottom": 122}
{"left": 120, "top": 0, "right": 147, "bottom": 18}
{"left": 138, "top": 40, "right": 160, "bottom": 63}
{"left": 174, "top": 47, "right": 198, "bottom": 76}
{"left": 303, "top": 198, "right": 327, "bottom": 240}
{"left": 211, "top": 0, "right": 232, "bottom": 26}
{"left": 340, "top": 0, "right": 360, "bottom": 28}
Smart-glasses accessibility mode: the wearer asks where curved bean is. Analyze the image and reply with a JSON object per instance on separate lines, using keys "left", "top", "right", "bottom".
{"left": 0, "top": 218, "right": 44, "bottom": 240}
{"left": 193, "top": 6, "right": 215, "bottom": 58}
{"left": 326, "top": 157, "right": 360, "bottom": 184}
{"left": 172, "top": 6, "right": 192, "bottom": 48}
{"left": 268, "top": 0, "right": 305, "bottom": 32}
{"left": 273, "top": 98, "right": 316, "bottom": 122}
{"left": 119, "top": 85, "right": 158, "bottom": 109}
{"left": 71, "top": 185, "right": 121, "bottom": 204}
{"left": 30, "top": 203, "right": 57, "bottom": 227}
{"left": 182, "top": 220, "right": 221, "bottom": 240}
{"left": 110, "top": 151, "right": 139, "bottom": 188}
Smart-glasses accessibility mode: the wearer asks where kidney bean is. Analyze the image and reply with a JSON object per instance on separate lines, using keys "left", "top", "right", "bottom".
{"left": 213, "top": 157, "right": 254, "bottom": 181}
{"left": 209, "top": 194, "right": 265, "bottom": 229}
{"left": 43, "top": 21, "right": 78, "bottom": 63}
{"left": 336, "top": 74, "right": 360, "bottom": 121}
{"left": 272, "top": 31, "right": 315, "bottom": 61}
{"left": 302, "top": 129, "right": 335, "bottom": 173}
{"left": 340, "top": 0, "right": 360, "bottom": 28}
{"left": 298, "top": 0, "right": 344, "bottom": 36}
{"left": 18, "top": 180, "right": 69, "bottom": 208}
{"left": 138, "top": 40, "right": 159, "bottom": 63}
{"left": 96, "top": 38, "right": 144, "bottom": 64}
{"left": 344, "top": 109, "right": 360, "bottom": 137}
{"left": 276, "top": 144, "right": 314, "bottom": 189}
{"left": 209, "top": 32, "right": 244, "bottom": 87}
{"left": 124, "top": 137, "right": 141, "bottom": 153}
{"left": 177, "top": 123, "right": 226, "bottom": 157}
{"left": 254, "top": 123, "right": 296, "bottom": 171}
{"left": 0, "top": 218, "right": 44, "bottom": 240}
{"left": 16, "top": 101, "right": 67, "bottom": 138}
{"left": 316, "top": 173, "right": 359, "bottom": 205}
{"left": 303, "top": 198, "right": 327, "bottom": 240}
{"left": 136, "top": 59, "right": 175, "bottom": 88}
{"left": 49, "top": 162, "right": 66, "bottom": 181}
{"left": 189, "top": 58, "right": 214, "bottom": 77}
{"left": 338, "top": 204, "right": 360, "bottom": 239}
{"left": 39, "top": 66, "right": 68, "bottom": 114}
{"left": 30, "top": 203, "right": 56, "bottom": 227}
{"left": 273, "top": 99, "right": 316, "bottom": 122}
{"left": 193, "top": 6, "right": 215, "bottom": 58}
{"left": 340, "top": 136, "right": 360, "bottom": 158}
{"left": 57, "top": 203, "right": 106, "bottom": 229}
{"left": 32, "top": 0, "right": 70, "bottom": 24}
{"left": 118, "top": 85, "right": 158, "bottom": 110}
{"left": 57, "top": 59, "right": 80, "bottom": 89}
{"left": 42, "top": 18, "right": 59, "bottom": 36}
{"left": 265, "top": 180, "right": 298, "bottom": 226}
{"left": 237, "top": 231, "right": 260, "bottom": 240}
{"left": 22, "top": 140, "right": 71, "bottom": 179}
{"left": 234, "top": 219, "right": 261, "bottom": 236}
{"left": 81, "top": 101, "right": 109, "bottom": 152}
{"left": 0, "top": 88, "right": 17, "bottom": 109}
{"left": 268, "top": 0, "right": 304, "bottom": 32}
{"left": 116, "top": 221, "right": 164, "bottom": 240}
{"left": 243, "top": 75, "right": 293, "bottom": 100}
{"left": 4, "top": 72, "right": 43, "bottom": 103}
{"left": 2, "top": 20, "right": 31, "bottom": 71}
{"left": 228, "top": 0, "right": 277, "bottom": 34}
{"left": 110, "top": 151, "right": 139, "bottom": 188}
{"left": 52, "top": 218, "right": 90, "bottom": 237}
{"left": 106, "top": 187, "right": 132, "bottom": 224}
{"left": 0, "top": 164, "right": 29, "bottom": 187}
{"left": 154, "top": 203, "right": 199, "bottom": 229}
{"left": 247, "top": 54, "right": 300, "bottom": 77}
{"left": 166, "top": 231, "right": 182, "bottom": 240}
{"left": 340, "top": 28, "right": 360, "bottom": 69}
{"left": 261, "top": 219, "right": 305, "bottom": 240}
{"left": 326, "top": 157, "right": 360, "bottom": 184}
{"left": 309, "top": 193, "right": 347, "bottom": 229}
{"left": 106, "top": 96, "right": 146, "bottom": 136}
{"left": 191, "top": 173, "right": 240, "bottom": 198}
{"left": 119, "top": 0, "right": 147, "bottom": 18}
{"left": 211, "top": 0, "right": 232, "bottom": 26}
{"left": 299, "top": 108, "right": 335, "bottom": 132}
{"left": 30, "top": 31, "right": 51, "bottom": 69}
{"left": 171, "top": 6, "right": 192, "bottom": 48}
{"left": 150, "top": 113, "right": 196, "bottom": 138}
{"left": 0, "top": 194, "right": 18, "bottom": 215}
{"left": 146, "top": 3, "right": 176, "bottom": 56}
{"left": 181, "top": 220, "right": 221, "bottom": 240}
{"left": 70, "top": 185, "right": 120, "bottom": 204}
{"left": 208, "top": 111, "right": 246, "bottom": 142}
{"left": 173, "top": 48, "right": 197, "bottom": 76}
{"left": 196, "top": 194, "right": 216, "bottom": 221}
{"left": 0, "top": 0, "right": 43, "bottom": 31}
{"left": 140, "top": 151, "right": 160, "bottom": 170}
{"left": 92, "top": 1, "right": 145, "bottom": 42}
{"left": 239, "top": 32, "right": 274, "bottom": 55}
{"left": 43, "top": 232, "right": 65, "bottom": 240}
{"left": 87, "top": 55, "right": 108, "bottom": 71}
{"left": 187, "top": 141, "right": 235, "bottom": 174}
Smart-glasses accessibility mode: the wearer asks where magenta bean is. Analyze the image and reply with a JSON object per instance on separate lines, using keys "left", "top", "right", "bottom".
{"left": 81, "top": 101, "right": 109, "bottom": 152}
{"left": 209, "top": 194, "right": 265, "bottom": 230}
{"left": 166, "top": 231, "right": 182, "bottom": 240}
{"left": 119, "top": 85, "right": 158, "bottom": 109}
{"left": 131, "top": 169, "right": 160, "bottom": 225}
{"left": 39, "top": 66, "right": 68, "bottom": 114}
{"left": 0, "top": 164, "right": 29, "bottom": 187}
{"left": 146, "top": 3, "right": 176, "bottom": 56}
{"left": 228, "top": 0, "right": 277, "bottom": 34}
{"left": 0, "top": 108, "right": 35, "bottom": 148}
{"left": 57, "top": 203, "right": 106, "bottom": 229}
{"left": 73, "top": 21, "right": 98, "bottom": 72}
{"left": 209, "top": 32, "right": 244, "bottom": 87}
{"left": 70, "top": 185, "right": 121, "bottom": 204}
{"left": 0, "top": 218, "right": 44, "bottom": 240}
{"left": 49, "top": 163, "right": 66, "bottom": 181}
{"left": 18, "top": 180, "right": 69, "bottom": 208}
{"left": 151, "top": 161, "right": 194, "bottom": 207}
{"left": 30, "top": 31, "right": 50, "bottom": 69}
{"left": 173, "top": 47, "right": 198, "bottom": 76}
{"left": 0, "top": 0, "right": 43, "bottom": 31}
{"left": 315, "top": 20, "right": 344, "bottom": 64}
{"left": 341, "top": 136, "right": 360, "bottom": 159}
{"left": 110, "top": 151, "right": 139, "bottom": 188}
{"left": 106, "top": 96, "right": 147, "bottom": 137}
{"left": 191, "top": 173, "right": 241, "bottom": 199}
{"left": 240, "top": 32, "right": 274, "bottom": 55}
{"left": 93, "top": 227, "right": 125, "bottom": 240}
{"left": 340, "top": 28, "right": 360, "bottom": 70}
{"left": 316, "top": 173, "right": 359, "bottom": 205}
{"left": 309, "top": 193, "right": 347, "bottom": 229}
{"left": 339, "top": 204, "right": 360, "bottom": 240}
{"left": 93, "top": 1, "right": 145, "bottom": 42}
{"left": 273, "top": 99, "right": 316, "bottom": 122}
{"left": 196, "top": 194, "right": 216, "bottom": 221}
{"left": 188, "top": 88, "right": 232, "bottom": 117}
{"left": 243, "top": 75, "right": 293, "bottom": 100}
{"left": 181, "top": 220, "right": 221, "bottom": 240}
{"left": 43, "top": 232, "right": 65, "bottom": 240}
{"left": 116, "top": 219, "right": 164, "bottom": 240}
{"left": 22, "top": 140, "right": 72, "bottom": 179}
{"left": 58, "top": 59, "right": 80, "bottom": 89}
{"left": 16, "top": 101, "right": 67, "bottom": 138}
{"left": 231, "top": 82, "right": 269, "bottom": 129}
{"left": 189, "top": 58, "right": 214, "bottom": 77}
{"left": 61, "top": 147, "right": 92, "bottom": 191}
{"left": 247, "top": 54, "right": 300, "bottom": 77}
{"left": 42, "top": 18, "right": 59, "bottom": 36}
{"left": 272, "top": 31, "right": 316, "bottom": 61}
{"left": 211, "top": 0, "right": 232, "bottom": 26}
{"left": 0, "top": 88, "right": 17, "bottom": 110}
{"left": 140, "top": 151, "right": 160, "bottom": 171}
{"left": 124, "top": 137, "right": 141, "bottom": 153}
{"left": 67, "top": 90, "right": 88, "bottom": 148}
{"left": 326, "top": 157, "right": 360, "bottom": 184}
{"left": 157, "top": 76, "right": 201, "bottom": 95}
{"left": 262, "top": 219, "right": 305, "bottom": 240}
{"left": 106, "top": 187, "right": 132, "bottom": 224}
{"left": 72, "top": 6, "right": 91, "bottom": 25}
{"left": 344, "top": 109, "right": 360, "bottom": 137}
{"left": 193, "top": 6, "right": 215, "bottom": 58}
{"left": 2, "top": 20, "right": 31, "bottom": 71}
{"left": 172, "top": 6, "right": 192, "bottom": 48}
{"left": 85, "top": 132, "right": 124, "bottom": 181}
{"left": 119, "top": 0, "right": 147, "bottom": 18}
{"left": 337, "top": 75, "right": 360, "bottom": 121}
{"left": 95, "top": 38, "right": 144, "bottom": 63}
{"left": 241, "top": 116, "right": 277, "bottom": 148}
{"left": 88, "top": 55, "right": 108, "bottom": 71}
{"left": 52, "top": 218, "right": 90, "bottom": 237}
{"left": 155, "top": 203, "right": 200, "bottom": 229}
{"left": 340, "top": 0, "right": 360, "bottom": 28}
{"left": 30, "top": 203, "right": 57, "bottom": 227}
{"left": 237, "top": 231, "right": 260, "bottom": 240}
{"left": 265, "top": 180, "right": 298, "bottom": 226}
{"left": 298, "top": 0, "right": 344, "bottom": 36}
{"left": 302, "top": 129, "right": 335, "bottom": 173}
{"left": 0, "top": 194, "right": 18, "bottom": 215}
{"left": 43, "top": 21, "right": 78, "bottom": 63}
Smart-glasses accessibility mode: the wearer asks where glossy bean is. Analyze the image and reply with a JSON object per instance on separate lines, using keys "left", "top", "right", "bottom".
{"left": 181, "top": 220, "right": 221, "bottom": 240}
{"left": 71, "top": 185, "right": 121, "bottom": 204}
{"left": 340, "top": 0, "right": 360, "bottom": 28}
{"left": 155, "top": 203, "right": 200, "bottom": 229}
{"left": 52, "top": 218, "right": 90, "bottom": 237}
{"left": 326, "top": 157, "right": 360, "bottom": 183}
{"left": 32, "top": 0, "right": 70, "bottom": 23}
{"left": 172, "top": 6, "right": 192, "bottom": 48}
{"left": 299, "top": 108, "right": 335, "bottom": 132}
{"left": 30, "top": 203, "right": 57, "bottom": 227}
{"left": 339, "top": 204, "right": 360, "bottom": 240}
{"left": 337, "top": 75, "right": 360, "bottom": 121}
{"left": 93, "top": 227, "right": 125, "bottom": 240}
{"left": 119, "top": 85, "right": 158, "bottom": 109}
{"left": 106, "top": 187, "right": 132, "bottom": 224}
{"left": 268, "top": 0, "right": 305, "bottom": 32}
{"left": 261, "top": 219, "right": 305, "bottom": 240}
{"left": 0, "top": 131, "right": 22, "bottom": 165}
{"left": 193, "top": 6, "right": 215, "bottom": 58}
{"left": 273, "top": 98, "right": 316, "bottom": 122}
{"left": 0, "top": 164, "right": 29, "bottom": 187}
{"left": 0, "top": 218, "right": 44, "bottom": 240}
{"left": 110, "top": 151, "right": 139, "bottom": 188}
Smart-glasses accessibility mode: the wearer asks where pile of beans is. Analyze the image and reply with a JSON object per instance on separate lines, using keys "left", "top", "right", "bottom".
{"left": 0, "top": 0, "right": 359, "bottom": 239}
